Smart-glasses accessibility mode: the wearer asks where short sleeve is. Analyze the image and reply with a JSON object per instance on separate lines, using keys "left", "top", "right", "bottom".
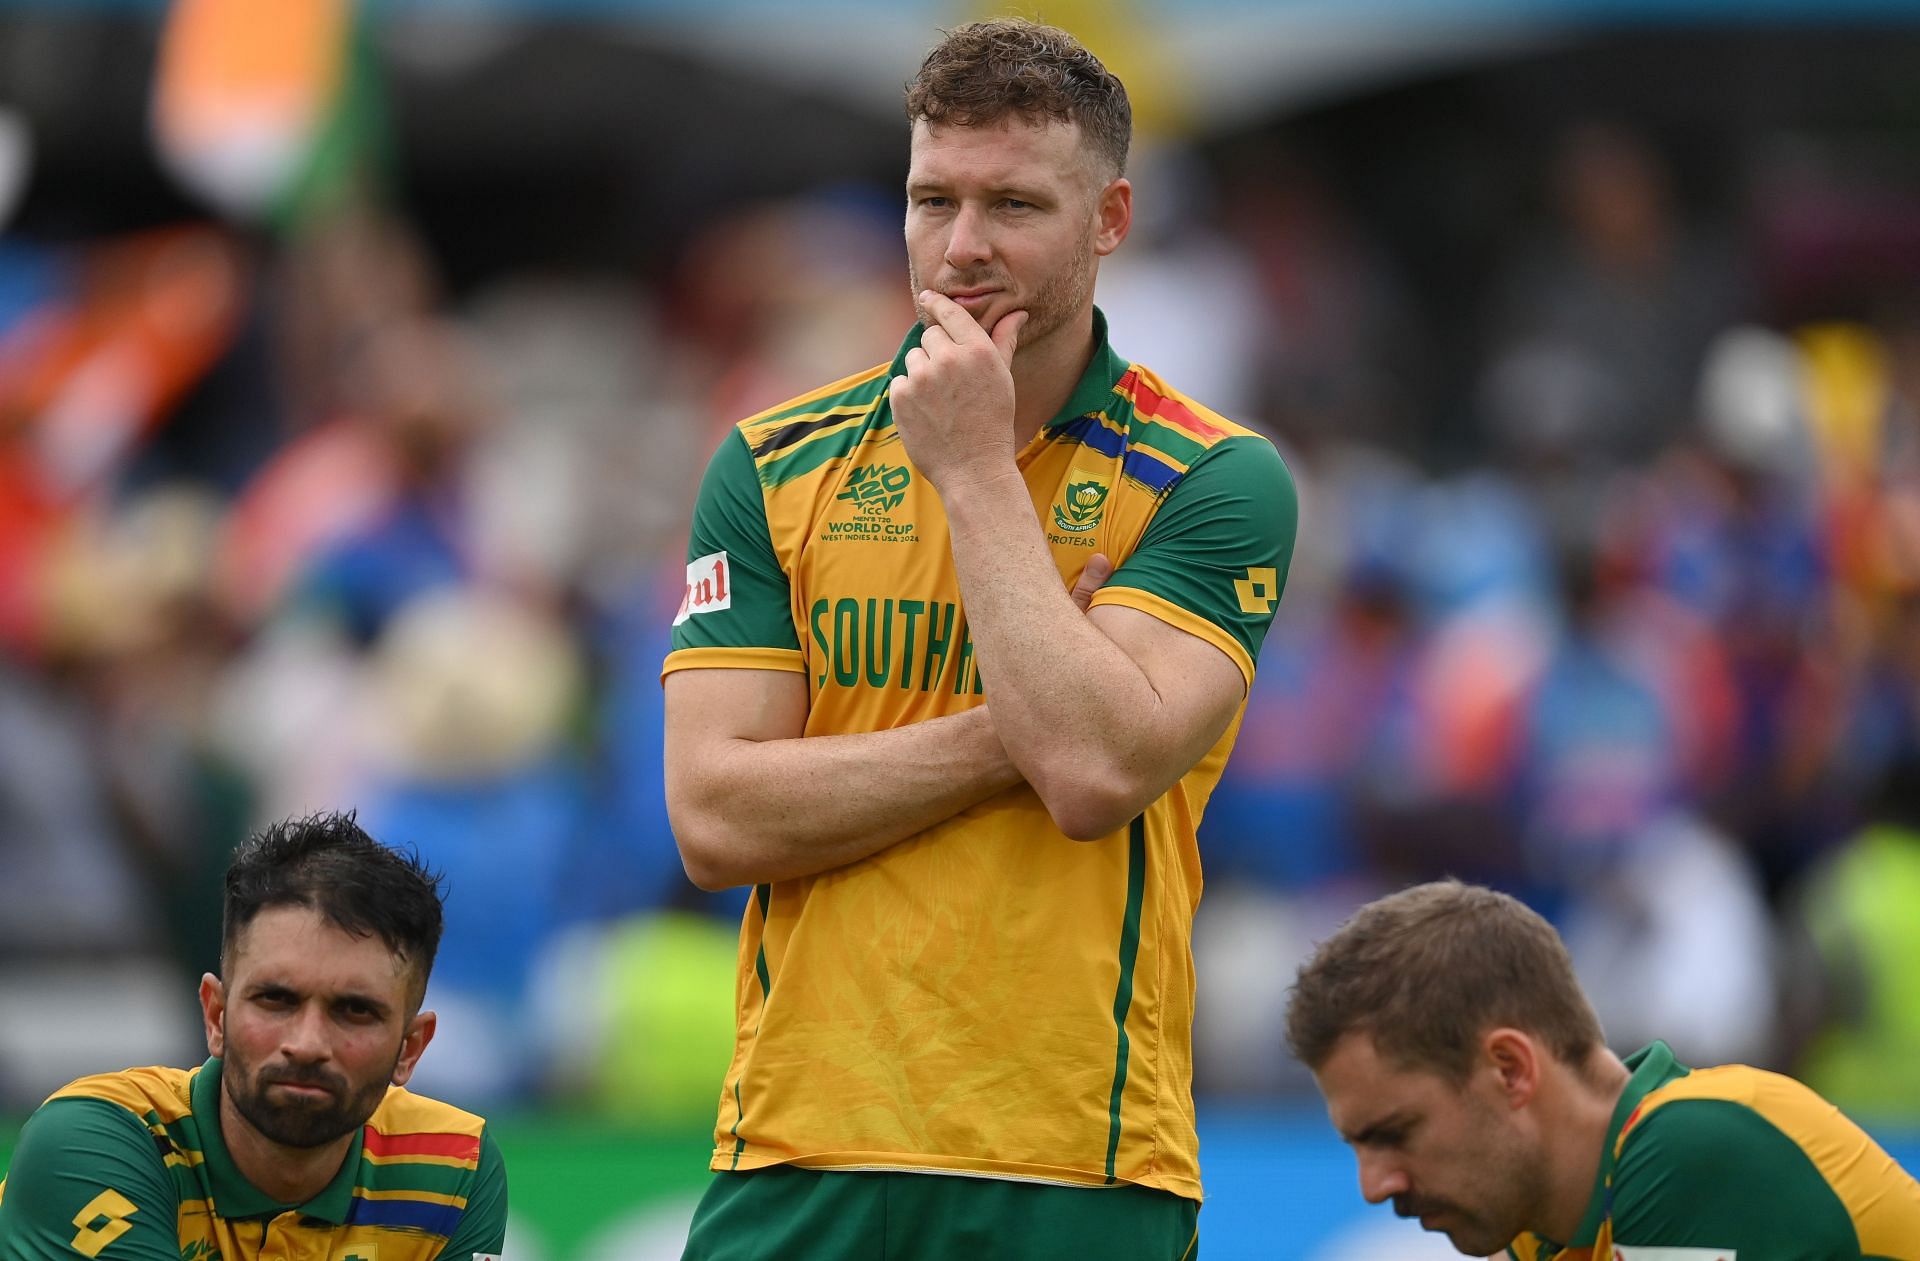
{"left": 1609, "top": 1099, "right": 1857, "bottom": 1253}
{"left": 1091, "top": 435, "right": 1297, "bottom": 689}
{"left": 434, "top": 1129, "right": 507, "bottom": 1260}
{"left": 663, "top": 428, "right": 803, "bottom": 676}
{"left": 0, "top": 1099, "right": 180, "bottom": 1261}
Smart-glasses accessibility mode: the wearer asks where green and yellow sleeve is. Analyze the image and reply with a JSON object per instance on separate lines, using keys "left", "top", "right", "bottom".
{"left": 1092, "top": 436, "right": 1297, "bottom": 688}
{"left": 433, "top": 1129, "right": 507, "bottom": 1260}
{"left": 665, "top": 428, "right": 803, "bottom": 673}
{"left": 0, "top": 1099, "right": 180, "bottom": 1261}
{"left": 1611, "top": 1099, "right": 1859, "bottom": 1255}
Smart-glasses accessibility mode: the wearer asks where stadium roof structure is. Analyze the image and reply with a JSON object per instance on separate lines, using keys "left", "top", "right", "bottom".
{"left": 8, "top": 0, "right": 1920, "bottom": 130}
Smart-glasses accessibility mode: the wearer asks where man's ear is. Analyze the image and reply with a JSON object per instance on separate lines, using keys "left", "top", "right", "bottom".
{"left": 200, "top": 974, "right": 226, "bottom": 1058}
{"left": 1483, "top": 1027, "right": 1541, "bottom": 1110}
{"left": 390, "top": 1010, "right": 437, "bottom": 1088}
{"left": 1094, "top": 177, "right": 1132, "bottom": 256}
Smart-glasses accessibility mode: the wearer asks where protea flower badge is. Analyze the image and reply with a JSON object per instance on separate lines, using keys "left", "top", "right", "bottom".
{"left": 1052, "top": 473, "right": 1110, "bottom": 534}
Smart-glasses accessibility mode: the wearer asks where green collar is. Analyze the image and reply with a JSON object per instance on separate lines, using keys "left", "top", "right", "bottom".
{"left": 190, "top": 1057, "right": 364, "bottom": 1224}
{"left": 888, "top": 305, "right": 1132, "bottom": 430}
{"left": 1559, "top": 1041, "right": 1688, "bottom": 1248}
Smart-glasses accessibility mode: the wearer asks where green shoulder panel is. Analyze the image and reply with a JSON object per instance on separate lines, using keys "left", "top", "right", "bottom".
{"left": 435, "top": 1129, "right": 508, "bottom": 1258}
{"left": 1103, "top": 436, "right": 1298, "bottom": 667}
{"left": 743, "top": 370, "right": 892, "bottom": 491}
{"left": 671, "top": 428, "right": 801, "bottom": 655}
{"left": 1125, "top": 415, "right": 1210, "bottom": 470}
{"left": 1611, "top": 1097, "right": 1858, "bottom": 1253}
{"left": 0, "top": 1098, "right": 181, "bottom": 1261}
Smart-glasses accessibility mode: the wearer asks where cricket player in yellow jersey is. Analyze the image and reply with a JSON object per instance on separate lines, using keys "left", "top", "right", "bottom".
{"left": 0, "top": 813, "right": 507, "bottom": 1261}
{"left": 1290, "top": 881, "right": 1920, "bottom": 1261}
{"left": 663, "top": 17, "right": 1296, "bottom": 1261}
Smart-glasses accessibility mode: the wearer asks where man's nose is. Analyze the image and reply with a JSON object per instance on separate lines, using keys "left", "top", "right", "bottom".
{"left": 944, "top": 205, "right": 992, "bottom": 268}
{"left": 279, "top": 1003, "right": 333, "bottom": 1062}
{"left": 1357, "top": 1150, "right": 1410, "bottom": 1205}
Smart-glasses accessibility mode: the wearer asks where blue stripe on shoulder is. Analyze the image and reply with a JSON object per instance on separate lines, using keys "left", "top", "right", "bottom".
{"left": 347, "top": 1197, "right": 465, "bottom": 1236}
{"left": 1056, "top": 415, "right": 1126, "bottom": 459}
{"left": 1122, "top": 448, "right": 1183, "bottom": 494}
{"left": 1057, "top": 414, "right": 1185, "bottom": 493}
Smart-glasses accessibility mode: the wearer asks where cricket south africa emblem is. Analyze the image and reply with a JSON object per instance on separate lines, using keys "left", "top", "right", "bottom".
{"left": 1052, "top": 470, "right": 1110, "bottom": 533}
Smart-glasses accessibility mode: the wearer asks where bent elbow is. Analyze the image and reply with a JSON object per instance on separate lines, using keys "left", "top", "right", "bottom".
{"left": 678, "top": 847, "right": 737, "bottom": 893}
{"left": 667, "top": 801, "right": 745, "bottom": 892}
{"left": 1055, "top": 808, "right": 1130, "bottom": 843}
{"left": 1032, "top": 771, "right": 1138, "bottom": 842}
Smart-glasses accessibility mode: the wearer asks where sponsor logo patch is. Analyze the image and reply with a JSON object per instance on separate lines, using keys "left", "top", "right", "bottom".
{"left": 68, "top": 1190, "right": 137, "bottom": 1258}
{"left": 1614, "top": 1249, "right": 1735, "bottom": 1260}
{"left": 674, "top": 551, "right": 731, "bottom": 626}
{"left": 1052, "top": 468, "right": 1111, "bottom": 534}
{"left": 1234, "top": 566, "right": 1280, "bottom": 615}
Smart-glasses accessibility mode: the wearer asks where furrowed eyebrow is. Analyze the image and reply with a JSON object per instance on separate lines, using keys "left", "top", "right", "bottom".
{"left": 905, "top": 180, "right": 1049, "bottom": 202}
{"left": 1346, "top": 1112, "right": 1414, "bottom": 1146}
{"left": 244, "top": 982, "right": 392, "bottom": 1019}
{"left": 335, "top": 992, "right": 394, "bottom": 1018}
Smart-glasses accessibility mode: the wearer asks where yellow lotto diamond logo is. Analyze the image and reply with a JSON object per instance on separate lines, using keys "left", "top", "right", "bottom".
{"left": 1234, "top": 566, "right": 1279, "bottom": 615}
{"left": 69, "top": 1189, "right": 137, "bottom": 1258}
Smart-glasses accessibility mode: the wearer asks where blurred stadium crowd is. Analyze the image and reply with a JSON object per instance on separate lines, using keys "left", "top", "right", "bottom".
{"left": 3, "top": 3, "right": 1920, "bottom": 1134}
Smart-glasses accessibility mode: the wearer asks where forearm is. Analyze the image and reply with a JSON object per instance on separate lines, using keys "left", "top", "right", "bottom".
{"left": 885, "top": 292, "right": 1257, "bottom": 839}
{"left": 668, "top": 703, "right": 1021, "bottom": 888}
{"left": 940, "top": 470, "right": 1175, "bottom": 832}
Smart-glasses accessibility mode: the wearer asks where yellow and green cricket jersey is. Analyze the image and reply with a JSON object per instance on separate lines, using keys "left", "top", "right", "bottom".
{"left": 663, "top": 309, "right": 1298, "bottom": 1200}
{"left": 1509, "top": 1042, "right": 1920, "bottom": 1260}
{"left": 0, "top": 1059, "right": 506, "bottom": 1261}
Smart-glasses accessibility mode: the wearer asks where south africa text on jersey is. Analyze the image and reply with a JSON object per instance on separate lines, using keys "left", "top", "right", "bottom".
{"left": 809, "top": 597, "right": 985, "bottom": 695}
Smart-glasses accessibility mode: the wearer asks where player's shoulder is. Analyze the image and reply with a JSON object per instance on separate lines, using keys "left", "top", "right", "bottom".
{"left": 46, "top": 1064, "right": 196, "bottom": 1122}
{"left": 732, "top": 363, "right": 896, "bottom": 473}
{"left": 1106, "top": 362, "right": 1289, "bottom": 500}
{"left": 717, "top": 363, "right": 897, "bottom": 498}
{"left": 1622, "top": 1061, "right": 1834, "bottom": 1153}
{"left": 11, "top": 1066, "right": 193, "bottom": 1184}
{"left": 1110, "top": 363, "right": 1272, "bottom": 454}
{"left": 1613, "top": 1061, "right": 1853, "bottom": 1197}
{"left": 368, "top": 1084, "right": 491, "bottom": 1154}
{"left": 348, "top": 1089, "right": 498, "bottom": 1242}
{"left": 1607, "top": 1062, "right": 1897, "bottom": 1253}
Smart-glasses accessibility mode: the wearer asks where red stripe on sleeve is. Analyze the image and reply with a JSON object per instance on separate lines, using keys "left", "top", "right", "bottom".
{"left": 362, "top": 1128, "right": 482, "bottom": 1161}
{"left": 1125, "top": 374, "right": 1227, "bottom": 441}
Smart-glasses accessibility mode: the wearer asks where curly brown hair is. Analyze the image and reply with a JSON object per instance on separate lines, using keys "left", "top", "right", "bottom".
{"left": 1287, "top": 881, "right": 1607, "bottom": 1082}
{"left": 904, "top": 18, "right": 1131, "bottom": 183}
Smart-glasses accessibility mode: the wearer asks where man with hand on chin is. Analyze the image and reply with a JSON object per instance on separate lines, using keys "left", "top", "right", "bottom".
{"left": 665, "top": 17, "right": 1295, "bottom": 1259}
{"left": 0, "top": 812, "right": 507, "bottom": 1261}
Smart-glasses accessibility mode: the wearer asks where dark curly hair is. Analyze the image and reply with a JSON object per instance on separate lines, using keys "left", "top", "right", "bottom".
{"left": 905, "top": 18, "right": 1132, "bottom": 183}
{"left": 222, "top": 811, "right": 445, "bottom": 1001}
